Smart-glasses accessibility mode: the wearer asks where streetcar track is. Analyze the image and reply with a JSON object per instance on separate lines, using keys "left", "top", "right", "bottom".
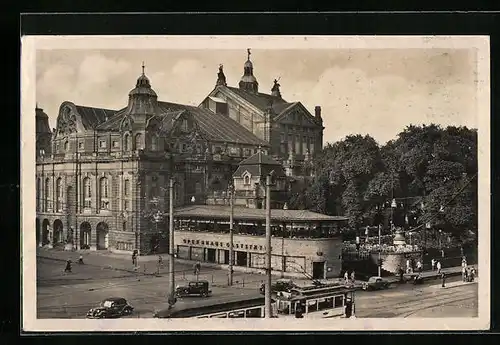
{"left": 399, "top": 296, "right": 477, "bottom": 318}
{"left": 358, "top": 291, "right": 476, "bottom": 318}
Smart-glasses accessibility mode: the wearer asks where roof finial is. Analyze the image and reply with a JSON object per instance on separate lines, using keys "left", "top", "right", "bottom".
{"left": 247, "top": 48, "right": 251, "bottom": 60}
{"left": 141, "top": 61, "right": 145, "bottom": 75}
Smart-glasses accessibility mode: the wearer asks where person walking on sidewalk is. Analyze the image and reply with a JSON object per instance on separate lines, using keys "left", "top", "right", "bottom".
{"left": 416, "top": 260, "right": 422, "bottom": 272}
{"left": 350, "top": 270, "right": 356, "bottom": 285}
{"left": 436, "top": 261, "right": 442, "bottom": 274}
{"left": 470, "top": 267, "right": 476, "bottom": 282}
{"left": 441, "top": 272, "right": 446, "bottom": 288}
{"left": 344, "top": 270, "right": 349, "bottom": 284}
{"left": 431, "top": 258, "right": 436, "bottom": 271}
{"left": 462, "top": 265, "right": 467, "bottom": 282}
{"left": 78, "top": 254, "right": 84, "bottom": 265}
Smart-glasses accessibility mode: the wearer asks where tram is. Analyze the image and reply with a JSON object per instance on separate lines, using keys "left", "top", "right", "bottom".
{"left": 274, "top": 284, "right": 356, "bottom": 319}
{"left": 153, "top": 294, "right": 277, "bottom": 319}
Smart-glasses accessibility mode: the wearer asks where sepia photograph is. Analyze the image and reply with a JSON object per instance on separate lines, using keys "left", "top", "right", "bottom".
{"left": 21, "top": 35, "right": 490, "bottom": 332}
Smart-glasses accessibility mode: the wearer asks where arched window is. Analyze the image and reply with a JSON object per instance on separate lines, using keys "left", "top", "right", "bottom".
{"left": 36, "top": 178, "right": 41, "bottom": 211}
{"left": 150, "top": 134, "right": 158, "bottom": 151}
{"left": 123, "top": 133, "right": 129, "bottom": 151}
{"left": 122, "top": 221, "right": 127, "bottom": 232}
{"left": 135, "top": 133, "right": 143, "bottom": 150}
{"left": 99, "top": 177, "right": 109, "bottom": 210}
{"left": 64, "top": 141, "right": 69, "bottom": 151}
{"left": 244, "top": 175, "right": 250, "bottom": 185}
{"left": 83, "top": 177, "right": 91, "bottom": 209}
{"left": 56, "top": 177, "right": 63, "bottom": 212}
{"left": 44, "top": 178, "right": 51, "bottom": 211}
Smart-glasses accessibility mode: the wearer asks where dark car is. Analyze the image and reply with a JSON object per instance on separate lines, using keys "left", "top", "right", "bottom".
{"left": 362, "top": 276, "right": 390, "bottom": 291}
{"left": 86, "top": 297, "right": 134, "bottom": 319}
{"left": 175, "top": 280, "right": 212, "bottom": 298}
{"left": 260, "top": 279, "right": 297, "bottom": 295}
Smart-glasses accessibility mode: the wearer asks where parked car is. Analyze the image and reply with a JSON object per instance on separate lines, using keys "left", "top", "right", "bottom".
{"left": 86, "top": 297, "right": 134, "bottom": 319}
{"left": 260, "top": 279, "right": 297, "bottom": 295}
{"left": 175, "top": 280, "right": 212, "bottom": 298}
{"left": 362, "top": 276, "right": 390, "bottom": 291}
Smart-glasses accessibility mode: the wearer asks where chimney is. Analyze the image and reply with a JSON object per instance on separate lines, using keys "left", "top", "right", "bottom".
{"left": 314, "top": 106, "right": 322, "bottom": 119}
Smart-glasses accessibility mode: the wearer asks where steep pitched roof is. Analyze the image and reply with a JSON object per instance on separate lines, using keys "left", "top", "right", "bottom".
{"left": 225, "top": 86, "right": 293, "bottom": 114}
{"left": 74, "top": 105, "right": 119, "bottom": 129}
{"left": 233, "top": 151, "right": 285, "bottom": 177}
{"left": 158, "top": 101, "right": 268, "bottom": 146}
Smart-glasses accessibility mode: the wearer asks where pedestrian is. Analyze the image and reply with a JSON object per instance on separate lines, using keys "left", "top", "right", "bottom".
{"left": 431, "top": 258, "right": 436, "bottom": 271}
{"left": 441, "top": 272, "right": 446, "bottom": 287}
{"left": 441, "top": 249, "right": 445, "bottom": 258}
{"left": 462, "top": 265, "right": 467, "bottom": 282}
{"left": 78, "top": 254, "right": 84, "bottom": 265}
{"left": 64, "top": 259, "right": 72, "bottom": 273}
{"left": 350, "top": 270, "right": 356, "bottom": 284}
{"left": 436, "top": 261, "right": 442, "bottom": 274}
{"left": 398, "top": 266, "right": 405, "bottom": 283}
{"left": 416, "top": 260, "right": 422, "bottom": 272}
{"left": 470, "top": 267, "right": 476, "bottom": 282}
{"left": 406, "top": 259, "right": 411, "bottom": 274}
{"left": 344, "top": 270, "right": 349, "bottom": 284}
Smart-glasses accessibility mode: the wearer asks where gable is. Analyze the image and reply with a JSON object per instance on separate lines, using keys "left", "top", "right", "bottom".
{"left": 275, "top": 102, "right": 320, "bottom": 128}
{"left": 54, "top": 102, "right": 86, "bottom": 138}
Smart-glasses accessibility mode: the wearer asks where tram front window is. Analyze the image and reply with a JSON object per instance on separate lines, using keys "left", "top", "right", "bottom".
{"left": 334, "top": 296, "right": 344, "bottom": 308}
{"left": 318, "top": 297, "right": 334, "bottom": 311}
{"left": 245, "top": 307, "right": 263, "bottom": 318}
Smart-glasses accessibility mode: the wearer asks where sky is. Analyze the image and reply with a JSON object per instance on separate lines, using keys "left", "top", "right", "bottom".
{"left": 36, "top": 48, "right": 478, "bottom": 145}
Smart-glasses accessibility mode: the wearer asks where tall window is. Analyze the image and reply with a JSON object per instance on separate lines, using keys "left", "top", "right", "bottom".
{"left": 135, "top": 133, "right": 143, "bottom": 150}
{"left": 56, "top": 177, "right": 63, "bottom": 212}
{"left": 64, "top": 141, "right": 69, "bottom": 151}
{"left": 244, "top": 175, "right": 251, "bottom": 185}
{"left": 310, "top": 138, "right": 315, "bottom": 155}
{"left": 195, "top": 182, "right": 202, "bottom": 194}
{"left": 150, "top": 134, "right": 158, "bottom": 151}
{"left": 44, "top": 178, "right": 51, "bottom": 211}
{"left": 123, "top": 133, "right": 129, "bottom": 151}
{"left": 99, "top": 177, "right": 109, "bottom": 210}
{"left": 295, "top": 135, "right": 301, "bottom": 154}
{"left": 83, "top": 177, "right": 91, "bottom": 209}
{"left": 122, "top": 221, "right": 127, "bottom": 232}
{"left": 36, "top": 178, "right": 41, "bottom": 211}
{"left": 303, "top": 136, "right": 308, "bottom": 155}
{"left": 124, "top": 179, "right": 130, "bottom": 211}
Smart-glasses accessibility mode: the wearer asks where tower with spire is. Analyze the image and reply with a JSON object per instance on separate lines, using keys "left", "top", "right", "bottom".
{"left": 125, "top": 62, "right": 159, "bottom": 123}
{"left": 238, "top": 48, "right": 259, "bottom": 93}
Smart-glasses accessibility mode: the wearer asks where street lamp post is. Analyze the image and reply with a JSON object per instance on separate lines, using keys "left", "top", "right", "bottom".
{"left": 168, "top": 178, "right": 175, "bottom": 305}
{"left": 377, "top": 224, "right": 382, "bottom": 277}
{"left": 265, "top": 174, "right": 272, "bottom": 319}
{"left": 228, "top": 184, "right": 235, "bottom": 286}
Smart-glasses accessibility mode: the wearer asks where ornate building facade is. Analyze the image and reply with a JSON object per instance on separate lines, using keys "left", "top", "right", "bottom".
{"left": 35, "top": 51, "right": 325, "bottom": 255}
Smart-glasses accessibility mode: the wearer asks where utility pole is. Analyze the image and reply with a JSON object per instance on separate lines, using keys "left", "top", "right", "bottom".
{"left": 168, "top": 178, "right": 175, "bottom": 303}
{"left": 378, "top": 224, "right": 382, "bottom": 277}
{"left": 228, "top": 184, "right": 234, "bottom": 286}
{"left": 265, "top": 175, "right": 272, "bottom": 319}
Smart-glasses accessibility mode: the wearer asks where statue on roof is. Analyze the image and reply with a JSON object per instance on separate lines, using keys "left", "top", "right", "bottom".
{"left": 247, "top": 48, "right": 251, "bottom": 60}
{"left": 216, "top": 63, "right": 227, "bottom": 86}
{"left": 271, "top": 77, "right": 282, "bottom": 98}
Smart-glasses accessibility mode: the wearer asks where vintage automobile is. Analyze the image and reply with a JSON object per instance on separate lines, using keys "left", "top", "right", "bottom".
{"left": 175, "top": 280, "right": 212, "bottom": 298}
{"left": 259, "top": 279, "right": 298, "bottom": 295}
{"left": 362, "top": 276, "right": 391, "bottom": 291}
{"left": 86, "top": 297, "right": 134, "bottom": 319}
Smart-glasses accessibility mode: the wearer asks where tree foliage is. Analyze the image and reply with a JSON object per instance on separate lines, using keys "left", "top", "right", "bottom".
{"left": 292, "top": 124, "right": 478, "bottom": 238}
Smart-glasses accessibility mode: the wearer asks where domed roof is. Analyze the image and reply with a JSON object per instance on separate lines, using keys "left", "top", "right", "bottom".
{"left": 128, "top": 73, "right": 157, "bottom": 97}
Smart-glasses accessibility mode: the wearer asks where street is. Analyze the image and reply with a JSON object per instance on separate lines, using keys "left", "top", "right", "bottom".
{"left": 36, "top": 249, "right": 478, "bottom": 319}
